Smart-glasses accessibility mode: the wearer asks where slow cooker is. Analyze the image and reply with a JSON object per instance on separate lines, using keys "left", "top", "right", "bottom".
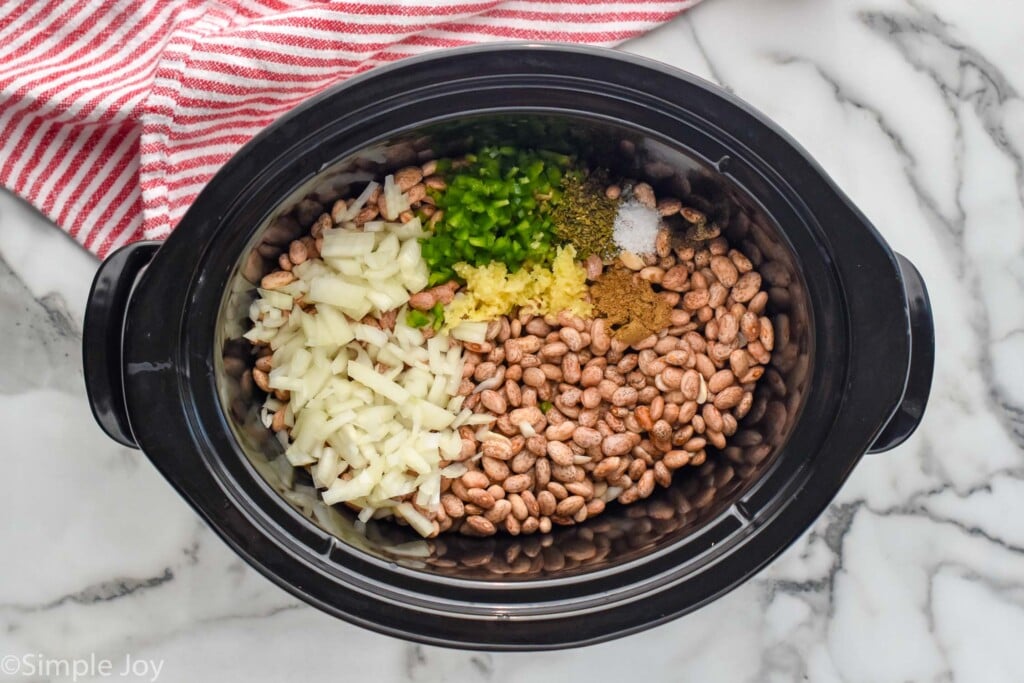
{"left": 83, "top": 44, "right": 934, "bottom": 649}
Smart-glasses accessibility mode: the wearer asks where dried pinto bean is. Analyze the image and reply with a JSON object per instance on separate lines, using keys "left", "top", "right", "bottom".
{"left": 320, "top": 179, "right": 775, "bottom": 539}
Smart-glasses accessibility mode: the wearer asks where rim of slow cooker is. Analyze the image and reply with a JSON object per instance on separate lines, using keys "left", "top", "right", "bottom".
{"left": 122, "top": 44, "right": 911, "bottom": 648}
{"left": 206, "top": 83, "right": 845, "bottom": 599}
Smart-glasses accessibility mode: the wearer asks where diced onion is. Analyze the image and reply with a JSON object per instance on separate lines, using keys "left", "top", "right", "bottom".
{"left": 248, "top": 217, "right": 468, "bottom": 537}
{"left": 338, "top": 180, "right": 379, "bottom": 222}
{"left": 395, "top": 502, "right": 434, "bottom": 537}
{"left": 450, "top": 321, "right": 488, "bottom": 344}
{"left": 440, "top": 462, "right": 468, "bottom": 478}
{"left": 382, "top": 174, "right": 410, "bottom": 221}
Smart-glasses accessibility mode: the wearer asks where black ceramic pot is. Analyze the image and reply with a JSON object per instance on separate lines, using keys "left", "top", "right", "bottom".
{"left": 83, "top": 44, "right": 934, "bottom": 650}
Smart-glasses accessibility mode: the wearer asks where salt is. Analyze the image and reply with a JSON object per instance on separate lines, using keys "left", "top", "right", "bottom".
{"left": 612, "top": 200, "right": 661, "bottom": 255}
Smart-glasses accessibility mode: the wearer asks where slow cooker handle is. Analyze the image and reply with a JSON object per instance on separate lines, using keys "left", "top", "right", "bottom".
{"left": 868, "top": 253, "right": 935, "bottom": 453}
{"left": 83, "top": 241, "right": 161, "bottom": 449}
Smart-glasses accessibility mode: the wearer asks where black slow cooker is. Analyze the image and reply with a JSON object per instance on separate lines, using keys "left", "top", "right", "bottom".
{"left": 83, "top": 44, "right": 933, "bottom": 649}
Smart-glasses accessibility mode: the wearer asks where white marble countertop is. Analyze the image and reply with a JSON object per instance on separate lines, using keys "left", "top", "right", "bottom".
{"left": 2, "top": 0, "right": 1023, "bottom": 681}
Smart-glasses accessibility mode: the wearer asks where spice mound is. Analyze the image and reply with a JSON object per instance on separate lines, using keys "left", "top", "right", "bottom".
{"left": 590, "top": 265, "right": 671, "bottom": 344}
{"left": 552, "top": 171, "right": 619, "bottom": 258}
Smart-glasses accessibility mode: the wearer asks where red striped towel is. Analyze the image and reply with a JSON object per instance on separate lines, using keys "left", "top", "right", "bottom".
{"left": 0, "top": 1, "right": 698, "bottom": 258}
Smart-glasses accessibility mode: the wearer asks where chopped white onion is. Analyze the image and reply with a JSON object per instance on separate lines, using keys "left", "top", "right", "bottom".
{"left": 338, "top": 180, "right": 379, "bottom": 222}
{"left": 395, "top": 502, "right": 434, "bottom": 537}
{"left": 450, "top": 321, "right": 488, "bottom": 344}
{"left": 382, "top": 174, "right": 410, "bottom": 221}
{"left": 440, "top": 462, "right": 468, "bottom": 478}
{"left": 250, "top": 217, "right": 468, "bottom": 537}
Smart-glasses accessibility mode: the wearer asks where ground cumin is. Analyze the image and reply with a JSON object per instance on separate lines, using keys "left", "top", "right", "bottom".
{"left": 590, "top": 266, "right": 672, "bottom": 344}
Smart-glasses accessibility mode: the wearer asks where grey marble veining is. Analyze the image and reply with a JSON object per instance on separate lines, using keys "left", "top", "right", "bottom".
{"left": 1, "top": 252, "right": 80, "bottom": 395}
{"left": 1, "top": 0, "right": 1022, "bottom": 681}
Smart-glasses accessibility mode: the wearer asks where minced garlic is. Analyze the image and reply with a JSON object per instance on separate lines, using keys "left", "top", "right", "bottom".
{"left": 445, "top": 245, "right": 592, "bottom": 325}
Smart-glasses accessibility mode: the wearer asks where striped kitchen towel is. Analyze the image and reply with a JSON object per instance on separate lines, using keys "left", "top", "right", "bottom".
{"left": 0, "top": 0, "right": 699, "bottom": 258}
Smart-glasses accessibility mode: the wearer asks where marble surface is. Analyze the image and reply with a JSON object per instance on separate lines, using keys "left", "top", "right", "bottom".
{"left": 2, "top": 0, "right": 1023, "bottom": 680}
